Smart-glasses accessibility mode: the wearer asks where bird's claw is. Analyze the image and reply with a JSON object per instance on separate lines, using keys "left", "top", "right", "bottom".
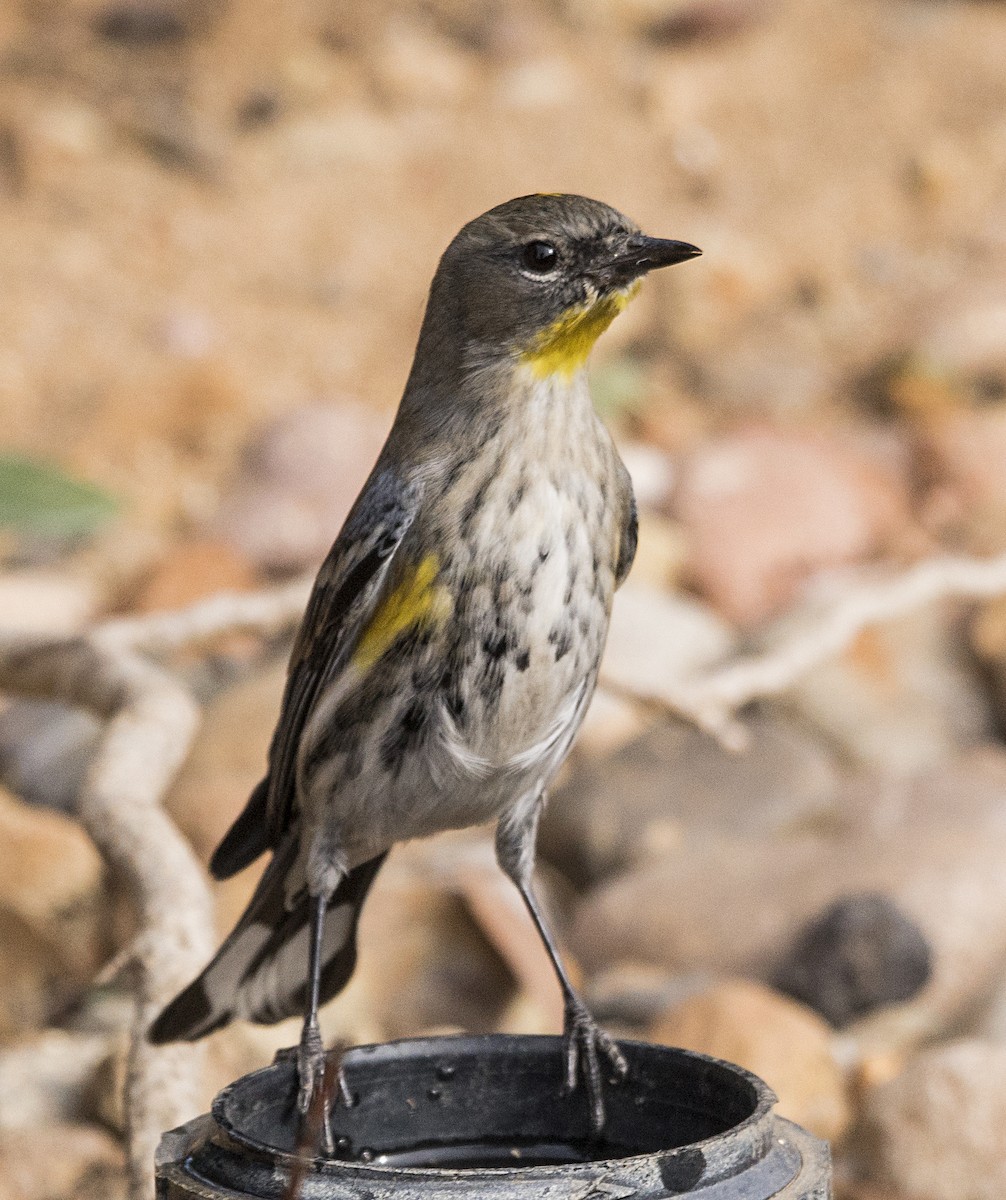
{"left": 335, "top": 1060, "right": 355, "bottom": 1108}
{"left": 563, "top": 998, "right": 628, "bottom": 1133}
{"left": 296, "top": 1021, "right": 334, "bottom": 1155}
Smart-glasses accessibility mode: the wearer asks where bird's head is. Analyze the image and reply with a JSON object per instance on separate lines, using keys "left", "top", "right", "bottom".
{"left": 422, "top": 193, "right": 701, "bottom": 382}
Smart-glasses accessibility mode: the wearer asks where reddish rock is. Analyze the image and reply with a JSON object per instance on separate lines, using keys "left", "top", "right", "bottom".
{"left": 0, "top": 1123, "right": 125, "bottom": 1200}
{"left": 859, "top": 1041, "right": 1006, "bottom": 1200}
{"left": 917, "top": 408, "right": 1006, "bottom": 548}
{"left": 651, "top": 978, "right": 850, "bottom": 1141}
{"left": 0, "top": 787, "right": 105, "bottom": 999}
{"left": 671, "top": 427, "right": 910, "bottom": 626}
{"left": 133, "top": 538, "right": 257, "bottom": 613}
{"left": 213, "top": 402, "right": 390, "bottom": 574}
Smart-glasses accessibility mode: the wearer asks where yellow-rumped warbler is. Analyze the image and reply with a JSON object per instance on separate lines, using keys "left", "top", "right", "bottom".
{"left": 150, "top": 194, "right": 700, "bottom": 1135}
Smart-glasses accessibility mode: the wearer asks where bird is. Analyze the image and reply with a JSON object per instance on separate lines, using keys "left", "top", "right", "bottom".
{"left": 149, "top": 193, "right": 701, "bottom": 1137}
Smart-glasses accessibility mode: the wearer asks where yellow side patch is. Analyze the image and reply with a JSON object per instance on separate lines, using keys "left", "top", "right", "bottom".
{"left": 521, "top": 284, "right": 641, "bottom": 380}
{"left": 353, "top": 554, "right": 451, "bottom": 671}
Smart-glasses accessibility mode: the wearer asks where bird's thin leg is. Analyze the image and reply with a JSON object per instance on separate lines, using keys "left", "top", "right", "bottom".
{"left": 495, "top": 795, "right": 627, "bottom": 1133}
{"left": 297, "top": 892, "right": 335, "bottom": 1155}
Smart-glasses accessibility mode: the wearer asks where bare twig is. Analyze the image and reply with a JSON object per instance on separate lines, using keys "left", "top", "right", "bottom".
{"left": 600, "top": 552, "right": 1006, "bottom": 749}
{"left": 0, "top": 635, "right": 208, "bottom": 1199}
{"left": 95, "top": 577, "right": 312, "bottom": 657}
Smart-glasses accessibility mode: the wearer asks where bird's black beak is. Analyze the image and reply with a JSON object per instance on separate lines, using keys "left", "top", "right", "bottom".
{"left": 601, "top": 234, "right": 702, "bottom": 288}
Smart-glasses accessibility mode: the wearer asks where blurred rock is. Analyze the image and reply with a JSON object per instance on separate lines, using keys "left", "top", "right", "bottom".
{"left": 918, "top": 407, "right": 1006, "bottom": 549}
{"left": 446, "top": 841, "right": 564, "bottom": 1028}
{"left": 374, "top": 19, "right": 479, "bottom": 105}
{"left": 788, "top": 600, "right": 994, "bottom": 774}
{"left": 774, "top": 893, "right": 932, "bottom": 1028}
{"left": 570, "top": 688, "right": 649, "bottom": 762}
{"left": 617, "top": 440, "right": 676, "bottom": 512}
{"left": 599, "top": 582, "right": 735, "bottom": 706}
{"left": 858, "top": 1041, "right": 1006, "bottom": 1200}
{"left": 0, "top": 786, "right": 104, "bottom": 980}
{"left": 650, "top": 978, "right": 850, "bottom": 1142}
{"left": 132, "top": 537, "right": 257, "bottom": 612}
{"left": 574, "top": 0, "right": 772, "bottom": 42}
{"left": 671, "top": 428, "right": 910, "bottom": 626}
{"left": 85, "top": 1033, "right": 128, "bottom": 1136}
{"left": 212, "top": 402, "right": 389, "bottom": 574}
{"left": 971, "top": 596, "right": 1006, "bottom": 725}
{"left": 543, "top": 710, "right": 837, "bottom": 886}
{"left": 970, "top": 968, "right": 1006, "bottom": 1043}
{"left": 585, "top": 962, "right": 714, "bottom": 1029}
{"left": 495, "top": 56, "right": 579, "bottom": 111}
{"left": 921, "top": 290, "right": 1006, "bottom": 384}
{"left": 572, "top": 747, "right": 1006, "bottom": 1060}
{"left": 0, "top": 570, "right": 98, "bottom": 634}
{"left": 0, "top": 1031, "right": 110, "bottom": 1131}
{"left": 574, "top": 583, "right": 733, "bottom": 762}
{"left": 0, "top": 786, "right": 105, "bottom": 1040}
{"left": 632, "top": 386, "right": 713, "bottom": 460}
{"left": 280, "top": 108, "right": 402, "bottom": 171}
{"left": 94, "top": 2, "right": 194, "bottom": 46}
{"left": 0, "top": 1122, "right": 125, "bottom": 1200}
{"left": 164, "top": 658, "right": 285, "bottom": 862}
{"left": 0, "top": 911, "right": 63, "bottom": 1043}
{"left": 0, "top": 700, "right": 101, "bottom": 812}
{"left": 647, "top": 0, "right": 773, "bottom": 43}
{"left": 628, "top": 511, "right": 688, "bottom": 591}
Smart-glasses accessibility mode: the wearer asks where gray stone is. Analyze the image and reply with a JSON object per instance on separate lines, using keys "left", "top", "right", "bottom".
{"left": 0, "top": 699, "right": 101, "bottom": 813}
{"left": 541, "top": 709, "right": 839, "bottom": 886}
{"left": 571, "top": 747, "right": 1006, "bottom": 1057}
{"left": 787, "top": 600, "right": 994, "bottom": 775}
{"left": 773, "top": 892, "right": 932, "bottom": 1027}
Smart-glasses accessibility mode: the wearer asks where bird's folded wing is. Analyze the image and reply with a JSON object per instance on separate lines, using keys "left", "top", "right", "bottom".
{"left": 263, "top": 467, "right": 424, "bottom": 844}
{"left": 209, "top": 467, "right": 424, "bottom": 879}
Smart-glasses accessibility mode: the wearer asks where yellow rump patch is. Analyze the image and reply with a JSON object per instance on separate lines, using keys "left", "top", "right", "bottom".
{"left": 521, "top": 284, "right": 641, "bottom": 380}
{"left": 353, "top": 554, "right": 451, "bottom": 671}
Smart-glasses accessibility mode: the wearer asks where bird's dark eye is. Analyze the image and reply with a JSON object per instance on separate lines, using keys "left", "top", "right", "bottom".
{"left": 521, "top": 241, "right": 558, "bottom": 273}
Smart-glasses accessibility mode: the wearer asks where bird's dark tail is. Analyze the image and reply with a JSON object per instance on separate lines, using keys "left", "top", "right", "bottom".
{"left": 148, "top": 839, "right": 387, "bottom": 1044}
{"left": 209, "top": 777, "right": 271, "bottom": 881}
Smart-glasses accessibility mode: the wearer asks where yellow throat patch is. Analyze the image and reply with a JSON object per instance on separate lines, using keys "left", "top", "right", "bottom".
{"left": 353, "top": 554, "right": 451, "bottom": 671}
{"left": 521, "top": 284, "right": 641, "bottom": 379}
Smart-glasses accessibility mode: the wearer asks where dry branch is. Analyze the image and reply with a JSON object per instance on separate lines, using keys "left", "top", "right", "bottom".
{"left": 599, "top": 551, "right": 1006, "bottom": 749}
{"left": 95, "top": 577, "right": 312, "bottom": 658}
{"left": 0, "top": 634, "right": 208, "bottom": 1200}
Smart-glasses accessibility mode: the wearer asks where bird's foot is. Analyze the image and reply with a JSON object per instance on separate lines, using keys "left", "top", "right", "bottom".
{"left": 296, "top": 1019, "right": 334, "bottom": 1155}
{"left": 563, "top": 997, "right": 628, "bottom": 1134}
{"left": 334, "top": 1058, "right": 355, "bottom": 1109}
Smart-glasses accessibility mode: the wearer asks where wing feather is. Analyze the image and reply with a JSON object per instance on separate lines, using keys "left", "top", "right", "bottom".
{"left": 264, "top": 467, "right": 423, "bottom": 842}
{"left": 210, "top": 466, "right": 422, "bottom": 873}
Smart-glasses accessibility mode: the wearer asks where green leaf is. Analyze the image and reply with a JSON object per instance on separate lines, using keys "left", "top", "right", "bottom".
{"left": 0, "top": 455, "right": 119, "bottom": 539}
